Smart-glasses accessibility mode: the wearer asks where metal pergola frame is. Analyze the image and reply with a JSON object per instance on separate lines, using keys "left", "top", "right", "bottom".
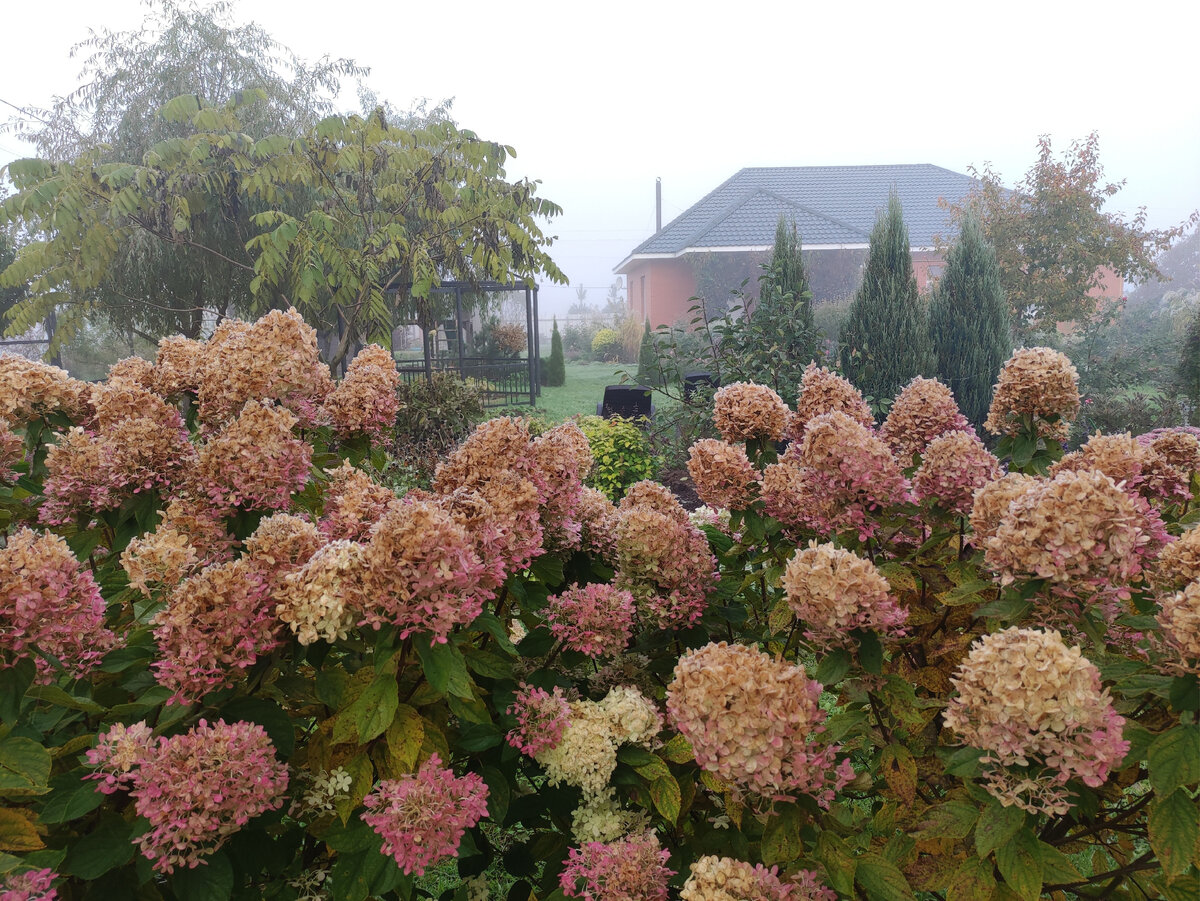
{"left": 389, "top": 280, "right": 541, "bottom": 407}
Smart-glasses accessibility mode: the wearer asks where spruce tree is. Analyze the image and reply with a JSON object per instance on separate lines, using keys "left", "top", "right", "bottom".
{"left": 839, "top": 192, "right": 935, "bottom": 402}
{"left": 545, "top": 317, "right": 566, "bottom": 387}
{"left": 636, "top": 319, "right": 661, "bottom": 386}
{"left": 929, "top": 211, "right": 1012, "bottom": 427}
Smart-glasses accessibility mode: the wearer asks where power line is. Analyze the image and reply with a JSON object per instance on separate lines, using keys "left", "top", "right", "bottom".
{"left": 0, "top": 97, "right": 50, "bottom": 125}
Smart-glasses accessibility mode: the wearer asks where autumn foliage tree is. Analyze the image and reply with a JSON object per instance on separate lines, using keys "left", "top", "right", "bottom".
{"left": 950, "top": 132, "right": 1198, "bottom": 330}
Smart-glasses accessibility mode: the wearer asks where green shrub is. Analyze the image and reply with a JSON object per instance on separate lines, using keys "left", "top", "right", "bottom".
{"left": 577, "top": 414, "right": 657, "bottom": 499}
{"left": 591, "top": 327, "right": 623, "bottom": 361}
{"left": 392, "top": 373, "right": 484, "bottom": 481}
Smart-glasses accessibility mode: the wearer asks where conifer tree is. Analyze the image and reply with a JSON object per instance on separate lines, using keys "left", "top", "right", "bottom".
{"left": 545, "top": 317, "right": 566, "bottom": 387}
{"left": 636, "top": 319, "right": 661, "bottom": 386}
{"left": 929, "top": 211, "right": 1012, "bottom": 427}
{"left": 839, "top": 193, "right": 935, "bottom": 401}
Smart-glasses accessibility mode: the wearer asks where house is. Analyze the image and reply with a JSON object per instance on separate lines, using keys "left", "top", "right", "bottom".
{"left": 614, "top": 165, "right": 1007, "bottom": 328}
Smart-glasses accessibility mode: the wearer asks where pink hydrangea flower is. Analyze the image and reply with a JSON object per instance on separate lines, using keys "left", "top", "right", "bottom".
{"left": 361, "top": 753, "right": 489, "bottom": 876}
{"left": 0, "top": 868, "right": 58, "bottom": 900}
{"left": 560, "top": 833, "right": 675, "bottom": 901}
{"left": 545, "top": 584, "right": 636, "bottom": 658}
{"left": 86, "top": 719, "right": 288, "bottom": 873}
{"left": 507, "top": 684, "right": 572, "bottom": 756}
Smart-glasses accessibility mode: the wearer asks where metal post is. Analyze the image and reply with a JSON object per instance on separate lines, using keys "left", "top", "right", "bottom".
{"left": 532, "top": 285, "right": 541, "bottom": 398}
{"left": 525, "top": 286, "right": 536, "bottom": 406}
{"left": 454, "top": 285, "right": 465, "bottom": 375}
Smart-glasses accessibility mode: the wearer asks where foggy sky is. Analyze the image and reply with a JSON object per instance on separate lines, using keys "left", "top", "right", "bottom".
{"left": 2, "top": 0, "right": 1198, "bottom": 320}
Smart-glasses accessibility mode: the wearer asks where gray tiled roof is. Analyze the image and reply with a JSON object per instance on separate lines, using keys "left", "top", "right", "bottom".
{"left": 623, "top": 165, "right": 980, "bottom": 263}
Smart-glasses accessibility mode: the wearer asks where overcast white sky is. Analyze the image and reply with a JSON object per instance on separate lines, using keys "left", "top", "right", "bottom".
{"left": 2, "top": 0, "right": 1198, "bottom": 318}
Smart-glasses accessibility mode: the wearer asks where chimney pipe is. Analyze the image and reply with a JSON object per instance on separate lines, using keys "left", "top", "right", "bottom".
{"left": 655, "top": 177, "right": 662, "bottom": 233}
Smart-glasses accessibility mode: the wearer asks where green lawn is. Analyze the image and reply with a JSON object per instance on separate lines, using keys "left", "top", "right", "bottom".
{"left": 531, "top": 361, "right": 638, "bottom": 422}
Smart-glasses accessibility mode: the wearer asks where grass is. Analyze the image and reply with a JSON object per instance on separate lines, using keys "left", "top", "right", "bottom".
{"left": 531, "top": 361, "right": 637, "bottom": 423}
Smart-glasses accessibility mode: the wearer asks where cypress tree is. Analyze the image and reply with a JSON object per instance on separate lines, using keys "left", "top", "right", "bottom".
{"left": 839, "top": 192, "right": 935, "bottom": 402}
{"left": 1177, "top": 308, "right": 1200, "bottom": 412}
{"left": 636, "top": 319, "right": 660, "bottom": 386}
{"left": 739, "top": 216, "right": 819, "bottom": 399}
{"left": 545, "top": 317, "right": 566, "bottom": 387}
{"left": 929, "top": 210, "right": 1013, "bottom": 427}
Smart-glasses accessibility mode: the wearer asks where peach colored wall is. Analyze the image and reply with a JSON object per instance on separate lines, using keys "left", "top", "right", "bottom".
{"left": 625, "top": 259, "right": 698, "bottom": 328}
{"left": 1088, "top": 267, "right": 1124, "bottom": 301}
{"left": 911, "top": 250, "right": 945, "bottom": 294}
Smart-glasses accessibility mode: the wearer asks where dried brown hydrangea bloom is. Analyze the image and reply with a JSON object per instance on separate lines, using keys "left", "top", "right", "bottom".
{"left": 0, "top": 418, "right": 23, "bottom": 482}
{"left": 244, "top": 513, "right": 323, "bottom": 571}
{"left": 619, "top": 480, "right": 691, "bottom": 524}
{"left": 120, "top": 500, "right": 236, "bottom": 597}
{"left": 686, "top": 439, "right": 759, "bottom": 510}
{"left": 196, "top": 309, "right": 333, "bottom": 427}
{"left": 320, "top": 462, "right": 397, "bottom": 542}
{"left": 1052, "top": 432, "right": 1188, "bottom": 504}
{"left": 984, "top": 347, "right": 1080, "bottom": 441}
{"left": 984, "top": 469, "right": 1153, "bottom": 593}
{"left": 914, "top": 431, "right": 1001, "bottom": 516}
{"left": 782, "top": 542, "right": 907, "bottom": 646}
{"left": 759, "top": 460, "right": 826, "bottom": 532}
{"left": 1157, "top": 581, "right": 1200, "bottom": 674}
{"left": 681, "top": 856, "right": 834, "bottom": 901}
{"left": 577, "top": 486, "right": 619, "bottom": 564}
{"left": 712, "top": 382, "right": 788, "bottom": 443}
{"left": 1147, "top": 430, "right": 1200, "bottom": 474}
{"left": 106, "top": 356, "right": 156, "bottom": 389}
{"left": 151, "top": 335, "right": 207, "bottom": 397}
{"left": 880, "top": 377, "right": 971, "bottom": 463}
{"left": 433, "top": 417, "right": 535, "bottom": 494}
{"left": 323, "top": 344, "right": 402, "bottom": 440}
{"left": 968, "top": 473, "right": 1043, "bottom": 547}
{"left": 1154, "top": 527, "right": 1200, "bottom": 591}
{"left": 0, "top": 355, "right": 91, "bottom": 424}
{"left": 788, "top": 362, "right": 874, "bottom": 442}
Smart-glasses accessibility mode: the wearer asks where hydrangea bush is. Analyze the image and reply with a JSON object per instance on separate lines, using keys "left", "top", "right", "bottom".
{"left": 0, "top": 317, "right": 1196, "bottom": 900}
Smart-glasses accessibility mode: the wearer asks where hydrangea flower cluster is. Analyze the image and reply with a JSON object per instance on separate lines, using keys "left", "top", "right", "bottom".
{"left": 507, "top": 683, "right": 572, "bottom": 756}
{"left": 968, "top": 472, "right": 1043, "bottom": 547}
{"left": 319, "top": 461, "right": 397, "bottom": 541}
{"left": 880, "top": 376, "right": 971, "bottom": 463}
{"left": 150, "top": 335, "right": 206, "bottom": 397}
{"left": 545, "top": 583, "right": 636, "bottom": 658}
{"left": 532, "top": 422, "right": 592, "bottom": 551}
{"left": 1142, "top": 428, "right": 1200, "bottom": 474}
{"left": 791, "top": 411, "right": 908, "bottom": 539}
{"left": 87, "top": 719, "right": 288, "bottom": 872}
{"left": 560, "top": 833, "right": 675, "bottom": 901}
{"left": 0, "top": 528, "right": 116, "bottom": 682}
{"left": 570, "top": 789, "right": 650, "bottom": 844}
{"left": 1052, "top": 432, "right": 1189, "bottom": 505}
{"left": 0, "top": 867, "right": 58, "bottom": 900}
{"left": 943, "top": 627, "right": 1128, "bottom": 814}
{"left": 1154, "top": 526, "right": 1200, "bottom": 591}
{"left": 787, "top": 362, "right": 874, "bottom": 441}
{"left": 0, "top": 355, "right": 91, "bottom": 425}
{"left": 687, "top": 438, "right": 759, "bottom": 510}
{"left": 984, "top": 346, "right": 1080, "bottom": 441}
{"left": 361, "top": 753, "right": 489, "bottom": 876}
{"left": 361, "top": 501, "right": 490, "bottom": 642}
{"left": 276, "top": 540, "right": 365, "bottom": 645}
{"left": 781, "top": 543, "right": 908, "bottom": 646}
{"left": 913, "top": 430, "right": 1001, "bottom": 516}
{"left": 196, "top": 308, "right": 333, "bottom": 427}
{"left": 1157, "top": 581, "right": 1200, "bottom": 674}
{"left": 151, "top": 558, "right": 277, "bottom": 703}
{"left": 681, "top": 856, "right": 835, "bottom": 901}
{"left": 243, "top": 513, "right": 323, "bottom": 580}
{"left": 0, "top": 417, "right": 23, "bottom": 483}
{"left": 191, "top": 401, "right": 312, "bottom": 513}
{"left": 322, "top": 344, "right": 402, "bottom": 440}
{"left": 666, "top": 642, "right": 853, "bottom": 804}
{"left": 120, "top": 500, "right": 234, "bottom": 597}
{"left": 984, "top": 469, "right": 1159, "bottom": 601}
{"left": 577, "top": 486, "right": 620, "bottom": 564}
{"left": 105, "top": 354, "right": 156, "bottom": 388}
{"left": 712, "top": 382, "right": 789, "bottom": 443}
{"left": 614, "top": 482, "right": 716, "bottom": 628}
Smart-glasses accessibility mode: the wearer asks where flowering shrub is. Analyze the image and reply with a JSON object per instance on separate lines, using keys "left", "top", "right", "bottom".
{"left": 0, "top": 314, "right": 1195, "bottom": 900}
